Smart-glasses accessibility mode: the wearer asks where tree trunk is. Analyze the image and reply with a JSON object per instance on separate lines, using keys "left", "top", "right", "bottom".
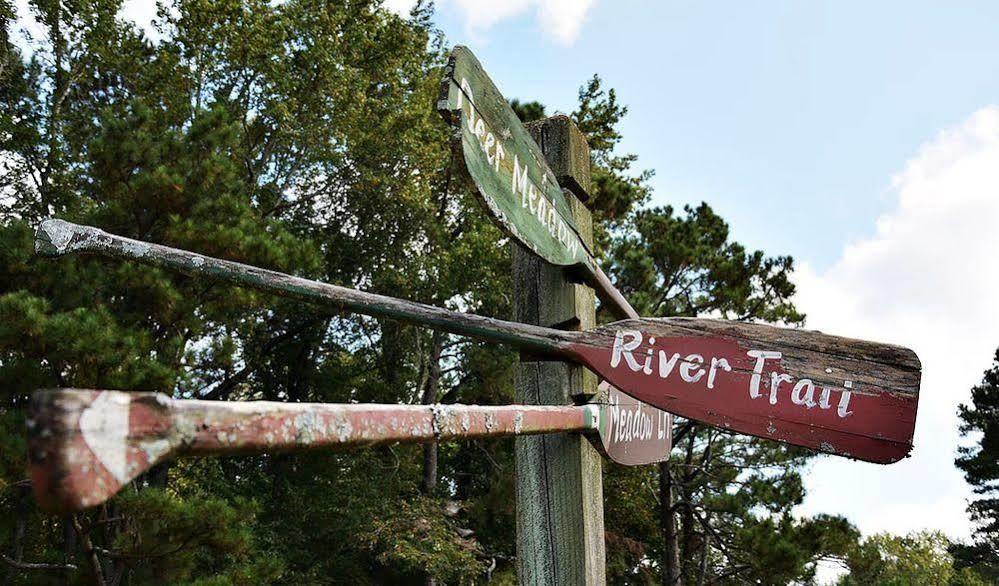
{"left": 421, "top": 332, "right": 444, "bottom": 586}
{"left": 62, "top": 515, "right": 77, "bottom": 565}
{"left": 680, "top": 432, "right": 696, "bottom": 584}
{"left": 420, "top": 332, "right": 444, "bottom": 495}
{"left": 72, "top": 514, "right": 106, "bottom": 586}
{"left": 13, "top": 486, "right": 26, "bottom": 563}
{"left": 659, "top": 461, "right": 681, "bottom": 586}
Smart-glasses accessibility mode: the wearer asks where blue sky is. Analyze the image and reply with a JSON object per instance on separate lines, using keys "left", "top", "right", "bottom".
{"left": 419, "top": 0, "right": 999, "bottom": 548}
{"left": 429, "top": 1, "right": 999, "bottom": 270}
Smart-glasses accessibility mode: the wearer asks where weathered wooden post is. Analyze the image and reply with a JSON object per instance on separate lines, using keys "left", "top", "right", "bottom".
{"left": 514, "top": 115, "right": 606, "bottom": 585}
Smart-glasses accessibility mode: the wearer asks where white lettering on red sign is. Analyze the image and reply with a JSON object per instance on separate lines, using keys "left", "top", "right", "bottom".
{"left": 609, "top": 329, "right": 855, "bottom": 418}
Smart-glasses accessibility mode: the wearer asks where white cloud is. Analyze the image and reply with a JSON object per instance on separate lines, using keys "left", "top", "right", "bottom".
{"left": 118, "top": 0, "right": 160, "bottom": 38}
{"left": 795, "top": 107, "right": 999, "bottom": 540}
{"left": 382, "top": 0, "right": 419, "bottom": 17}
{"left": 451, "top": 0, "right": 596, "bottom": 45}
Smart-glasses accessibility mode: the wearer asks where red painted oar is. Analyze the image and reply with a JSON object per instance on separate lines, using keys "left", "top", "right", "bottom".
{"left": 35, "top": 220, "right": 921, "bottom": 464}
{"left": 28, "top": 389, "right": 670, "bottom": 512}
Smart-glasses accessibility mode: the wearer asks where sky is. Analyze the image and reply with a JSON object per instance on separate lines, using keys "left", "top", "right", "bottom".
{"left": 14, "top": 0, "right": 999, "bottom": 558}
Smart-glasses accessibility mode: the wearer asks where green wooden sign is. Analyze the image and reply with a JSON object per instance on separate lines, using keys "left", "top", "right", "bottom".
{"left": 437, "top": 45, "right": 591, "bottom": 268}
{"left": 437, "top": 46, "right": 639, "bottom": 320}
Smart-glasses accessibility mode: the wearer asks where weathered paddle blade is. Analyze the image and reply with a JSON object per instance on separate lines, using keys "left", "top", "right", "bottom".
{"left": 28, "top": 390, "right": 178, "bottom": 513}
{"left": 595, "top": 382, "right": 672, "bottom": 465}
{"left": 437, "top": 45, "right": 591, "bottom": 269}
{"left": 27, "top": 389, "right": 597, "bottom": 512}
{"left": 567, "top": 318, "right": 921, "bottom": 464}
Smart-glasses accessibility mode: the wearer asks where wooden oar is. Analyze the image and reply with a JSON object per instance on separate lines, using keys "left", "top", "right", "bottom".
{"left": 35, "top": 220, "right": 921, "bottom": 464}
{"left": 28, "top": 388, "right": 670, "bottom": 512}
{"left": 437, "top": 45, "right": 638, "bottom": 320}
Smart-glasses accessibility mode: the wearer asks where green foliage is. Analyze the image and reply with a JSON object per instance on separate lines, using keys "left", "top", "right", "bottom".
{"left": 509, "top": 99, "right": 546, "bottom": 123}
{"left": 573, "top": 76, "right": 652, "bottom": 232}
{"left": 952, "top": 348, "right": 999, "bottom": 580}
{"left": 359, "top": 496, "right": 485, "bottom": 585}
{"left": 112, "top": 489, "right": 284, "bottom": 585}
{"left": 610, "top": 203, "right": 803, "bottom": 323}
{"left": 602, "top": 198, "right": 829, "bottom": 584}
{"left": 840, "top": 531, "right": 989, "bottom": 586}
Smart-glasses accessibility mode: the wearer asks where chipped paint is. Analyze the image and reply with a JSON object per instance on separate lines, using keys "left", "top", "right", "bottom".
{"left": 79, "top": 392, "right": 130, "bottom": 483}
{"left": 122, "top": 240, "right": 151, "bottom": 257}
{"left": 35, "top": 219, "right": 76, "bottom": 255}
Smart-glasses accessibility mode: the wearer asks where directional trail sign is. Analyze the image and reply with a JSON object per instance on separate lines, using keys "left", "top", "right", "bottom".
{"left": 437, "top": 45, "right": 637, "bottom": 320}
{"left": 35, "top": 220, "right": 922, "bottom": 464}
{"left": 597, "top": 383, "right": 672, "bottom": 466}
{"left": 28, "top": 388, "right": 671, "bottom": 512}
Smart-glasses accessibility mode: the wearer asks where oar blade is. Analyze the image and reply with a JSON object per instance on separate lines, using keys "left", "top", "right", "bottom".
{"left": 437, "top": 46, "right": 590, "bottom": 269}
{"left": 571, "top": 318, "right": 921, "bottom": 464}
{"left": 27, "top": 390, "right": 177, "bottom": 513}
{"left": 595, "top": 382, "right": 672, "bottom": 466}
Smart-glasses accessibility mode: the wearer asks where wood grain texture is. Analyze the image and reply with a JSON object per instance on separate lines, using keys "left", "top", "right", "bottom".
{"left": 525, "top": 115, "right": 592, "bottom": 202}
{"left": 36, "top": 221, "right": 921, "bottom": 462}
{"left": 567, "top": 318, "right": 920, "bottom": 463}
{"left": 513, "top": 118, "right": 605, "bottom": 584}
{"left": 28, "top": 389, "right": 598, "bottom": 513}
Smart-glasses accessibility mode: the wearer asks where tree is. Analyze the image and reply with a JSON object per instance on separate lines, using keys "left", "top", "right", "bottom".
{"left": 1, "top": 0, "right": 500, "bottom": 583}
{"left": 604, "top": 204, "right": 853, "bottom": 585}
{"left": 952, "top": 348, "right": 999, "bottom": 581}
{"left": 840, "top": 530, "right": 988, "bottom": 586}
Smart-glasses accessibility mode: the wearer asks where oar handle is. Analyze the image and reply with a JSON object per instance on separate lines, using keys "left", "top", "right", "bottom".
{"left": 587, "top": 262, "right": 640, "bottom": 319}
{"left": 35, "top": 220, "right": 576, "bottom": 355}
{"left": 176, "top": 397, "right": 597, "bottom": 453}
{"left": 28, "top": 389, "right": 599, "bottom": 512}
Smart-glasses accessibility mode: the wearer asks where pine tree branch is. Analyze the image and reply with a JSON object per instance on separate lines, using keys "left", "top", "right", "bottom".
{"left": 0, "top": 553, "right": 78, "bottom": 572}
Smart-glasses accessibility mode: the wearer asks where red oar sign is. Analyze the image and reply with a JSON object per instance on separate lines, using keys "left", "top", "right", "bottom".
{"left": 35, "top": 221, "right": 921, "bottom": 464}
{"left": 566, "top": 319, "right": 919, "bottom": 464}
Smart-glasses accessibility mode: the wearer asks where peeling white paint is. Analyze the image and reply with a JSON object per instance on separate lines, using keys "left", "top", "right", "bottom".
{"left": 37, "top": 219, "right": 76, "bottom": 254}
{"left": 79, "top": 391, "right": 131, "bottom": 483}
{"left": 139, "top": 437, "right": 172, "bottom": 463}
{"left": 122, "top": 240, "right": 151, "bottom": 257}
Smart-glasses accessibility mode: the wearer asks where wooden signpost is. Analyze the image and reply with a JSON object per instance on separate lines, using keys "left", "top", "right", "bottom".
{"left": 34, "top": 220, "right": 921, "bottom": 464}
{"left": 597, "top": 383, "right": 672, "bottom": 466}
{"left": 27, "top": 388, "right": 669, "bottom": 513}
